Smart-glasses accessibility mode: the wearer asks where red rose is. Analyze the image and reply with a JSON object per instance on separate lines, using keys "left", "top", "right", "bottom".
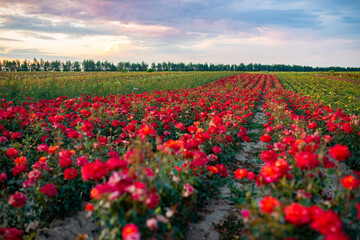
{"left": 310, "top": 210, "right": 342, "bottom": 235}
{"left": 122, "top": 223, "right": 140, "bottom": 240}
{"left": 76, "top": 156, "right": 89, "bottom": 166}
{"left": 41, "top": 184, "right": 58, "bottom": 198}
{"left": 12, "top": 164, "right": 27, "bottom": 176}
{"left": 329, "top": 145, "right": 350, "bottom": 161}
{"left": 59, "top": 157, "right": 72, "bottom": 168}
{"left": 27, "top": 170, "right": 42, "bottom": 181}
{"left": 139, "top": 124, "right": 157, "bottom": 139}
{"left": 81, "top": 159, "right": 108, "bottom": 181}
{"left": 260, "top": 163, "right": 282, "bottom": 183}
{"left": 97, "top": 136, "right": 108, "bottom": 146}
{"left": 6, "top": 148, "right": 18, "bottom": 158}
{"left": 8, "top": 192, "right": 27, "bottom": 207}
{"left": 259, "top": 196, "right": 280, "bottom": 213}
{"left": 295, "top": 152, "right": 319, "bottom": 170}
{"left": 341, "top": 123, "right": 353, "bottom": 133}
{"left": 284, "top": 203, "right": 310, "bottom": 225}
{"left": 14, "top": 156, "right": 27, "bottom": 165}
{"left": 247, "top": 171, "right": 255, "bottom": 180}
{"left": 260, "top": 134, "right": 272, "bottom": 143}
{"left": 215, "top": 163, "right": 228, "bottom": 177}
{"left": 212, "top": 146, "right": 222, "bottom": 154}
{"left": 308, "top": 122, "right": 318, "bottom": 129}
{"left": 85, "top": 203, "right": 94, "bottom": 212}
{"left": 341, "top": 175, "right": 359, "bottom": 189}
{"left": 64, "top": 168, "right": 78, "bottom": 180}
{"left": 260, "top": 150, "right": 278, "bottom": 163}
{"left": 4, "top": 227, "right": 22, "bottom": 240}
{"left": 0, "top": 173, "right": 7, "bottom": 182}
{"left": 234, "top": 169, "right": 248, "bottom": 179}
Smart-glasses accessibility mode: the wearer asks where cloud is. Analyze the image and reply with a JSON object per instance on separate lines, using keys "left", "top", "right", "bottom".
{"left": 0, "top": 0, "right": 359, "bottom": 66}
{"left": 0, "top": 48, "right": 78, "bottom": 60}
{"left": 0, "top": 37, "right": 21, "bottom": 42}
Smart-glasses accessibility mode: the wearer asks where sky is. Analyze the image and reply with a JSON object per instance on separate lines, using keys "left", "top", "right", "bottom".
{"left": 0, "top": 0, "right": 360, "bottom": 67}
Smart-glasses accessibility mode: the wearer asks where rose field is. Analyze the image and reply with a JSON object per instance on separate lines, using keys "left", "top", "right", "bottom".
{"left": 0, "top": 72, "right": 360, "bottom": 240}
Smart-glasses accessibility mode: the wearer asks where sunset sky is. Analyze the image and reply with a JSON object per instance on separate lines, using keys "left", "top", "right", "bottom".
{"left": 0, "top": 0, "right": 359, "bottom": 67}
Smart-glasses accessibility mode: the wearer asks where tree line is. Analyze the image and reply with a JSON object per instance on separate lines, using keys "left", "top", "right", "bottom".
{"left": 1, "top": 58, "right": 359, "bottom": 72}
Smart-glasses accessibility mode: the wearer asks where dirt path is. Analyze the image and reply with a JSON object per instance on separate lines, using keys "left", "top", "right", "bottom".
{"left": 34, "top": 207, "right": 96, "bottom": 240}
{"left": 186, "top": 105, "right": 266, "bottom": 240}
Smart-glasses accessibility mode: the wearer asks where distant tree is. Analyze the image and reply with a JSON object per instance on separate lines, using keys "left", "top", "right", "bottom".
{"left": 151, "top": 63, "right": 156, "bottom": 71}
{"left": 141, "top": 61, "right": 148, "bottom": 71}
{"left": 63, "top": 61, "right": 72, "bottom": 71}
{"left": 161, "top": 62, "right": 168, "bottom": 71}
{"left": 20, "top": 60, "right": 29, "bottom": 71}
{"left": 73, "top": 61, "right": 81, "bottom": 71}
{"left": 50, "top": 60, "right": 61, "bottom": 71}
{"left": 178, "top": 62, "right": 185, "bottom": 71}
{"left": 156, "top": 63, "right": 162, "bottom": 71}
{"left": 95, "top": 61, "right": 102, "bottom": 71}
{"left": 82, "top": 59, "right": 95, "bottom": 71}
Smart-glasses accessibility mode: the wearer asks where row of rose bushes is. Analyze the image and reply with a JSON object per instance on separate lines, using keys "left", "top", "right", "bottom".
{"left": 273, "top": 79, "right": 360, "bottom": 169}
{"left": 276, "top": 72, "right": 360, "bottom": 115}
{"left": 0, "top": 73, "right": 267, "bottom": 239}
{"left": 232, "top": 75, "right": 359, "bottom": 239}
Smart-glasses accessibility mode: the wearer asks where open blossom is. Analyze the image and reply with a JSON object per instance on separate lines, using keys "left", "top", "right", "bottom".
{"left": 212, "top": 146, "right": 222, "bottom": 154}
{"left": 295, "top": 152, "right": 319, "bottom": 170}
{"left": 310, "top": 210, "right": 343, "bottom": 235}
{"left": 139, "top": 124, "right": 157, "bottom": 139}
{"left": 27, "top": 170, "right": 42, "bottom": 181}
{"left": 81, "top": 159, "right": 108, "bottom": 181}
{"left": 234, "top": 169, "right": 248, "bottom": 179}
{"left": 22, "top": 179, "right": 34, "bottom": 188}
{"left": 341, "top": 175, "right": 359, "bottom": 189}
{"left": 14, "top": 156, "right": 27, "bottom": 165}
{"left": 308, "top": 121, "right": 318, "bottom": 129}
{"left": 12, "top": 163, "right": 27, "bottom": 176}
{"left": 64, "top": 168, "right": 78, "bottom": 180}
{"left": 3, "top": 227, "right": 22, "bottom": 240}
{"left": 0, "top": 173, "right": 7, "bottom": 182}
{"left": 207, "top": 165, "right": 218, "bottom": 174}
{"left": 6, "top": 148, "right": 18, "bottom": 158}
{"left": 182, "top": 183, "right": 194, "bottom": 198}
{"left": 260, "top": 150, "right": 278, "bottom": 163}
{"left": 85, "top": 203, "right": 94, "bottom": 212}
{"left": 284, "top": 203, "right": 310, "bottom": 225}
{"left": 8, "top": 192, "right": 27, "bottom": 207}
{"left": 41, "top": 184, "right": 58, "bottom": 198}
{"left": 329, "top": 145, "right": 350, "bottom": 161}
{"left": 247, "top": 171, "right": 255, "bottom": 180}
{"left": 90, "top": 183, "right": 113, "bottom": 200}
{"left": 97, "top": 136, "right": 108, "bottom": 145}
{"left": 260, "top": 134, "right": 272, "bottom": 143}
{"left": 259, "top": 196, "right": 280, "bottom": 213}
{"left": 59, "top": 157, "right": 73, "bottom": 167}
{"left": 215, "top": 163, "right": 228, "bottom": 177}
{"left": 122, "top": 223, "right": 140, "bottom": 240}
{"left": 260, "top": 163, "right": 282, "bottom": 184}
{"left": 76, "top": 156, "right": 89, "bottom": 166}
